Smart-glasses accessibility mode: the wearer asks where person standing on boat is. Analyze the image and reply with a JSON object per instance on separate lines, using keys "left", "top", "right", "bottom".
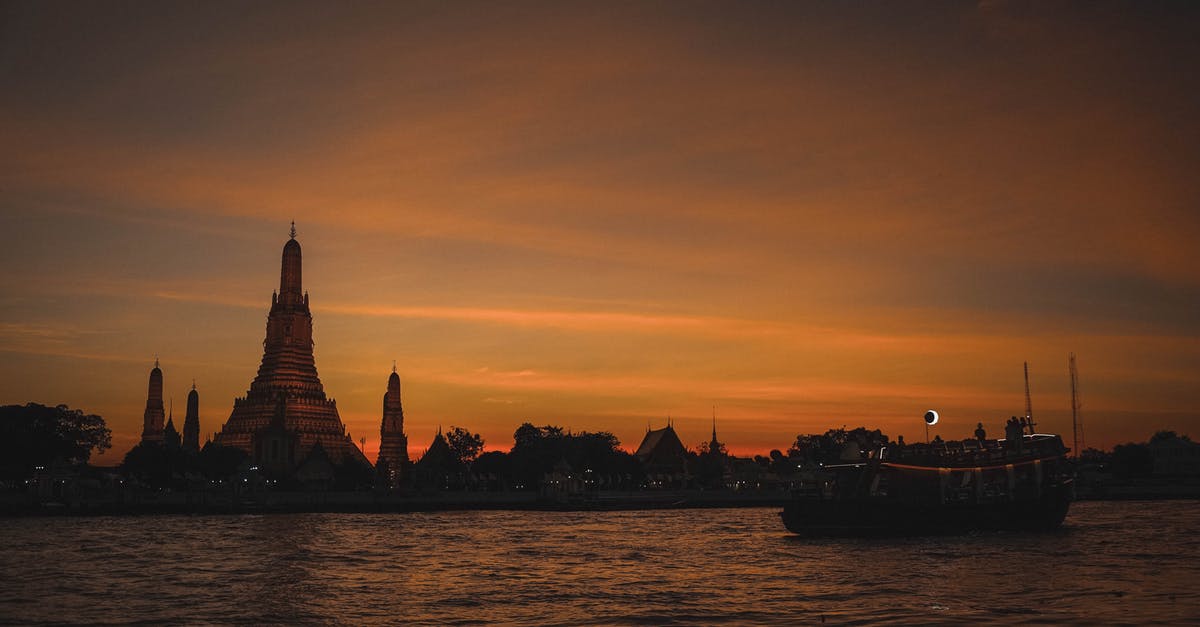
{"left": 1005, "top": 417, "right": 1025, "bottom": 453}
{"left": 975, "top": 422, "right": 987, "bottom": 442}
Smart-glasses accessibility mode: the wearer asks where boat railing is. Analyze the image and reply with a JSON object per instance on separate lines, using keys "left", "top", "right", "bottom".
{"left": 885, "top": 434, "right": 1066, "bottom": 468}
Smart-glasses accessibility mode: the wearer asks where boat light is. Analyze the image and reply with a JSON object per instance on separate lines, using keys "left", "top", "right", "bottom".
{"left": 924, "top": 410, "right": 939, "bottom": 425}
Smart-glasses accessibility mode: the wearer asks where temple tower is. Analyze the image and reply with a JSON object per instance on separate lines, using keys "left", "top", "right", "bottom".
{"left": 140, "top": 359, "right": 165, "bottom": 444}
{"left": 183, "top": 382, "right": 201, "bottom": 454}
{"left": 213, "top": 225, "right": 370, "bottom": 470}
{"left": 164, "top": 403, "right": 181, "bottom": 451}
{"left": 708, "top": 417, "right": 723, "bottom": 456}
{"left": 377, "top": 365, "right": 410, "bottom": 487}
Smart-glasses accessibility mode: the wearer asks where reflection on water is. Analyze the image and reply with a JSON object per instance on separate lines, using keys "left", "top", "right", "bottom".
{"left": 1, "top": 501, "right": 1198, "bottom": 624}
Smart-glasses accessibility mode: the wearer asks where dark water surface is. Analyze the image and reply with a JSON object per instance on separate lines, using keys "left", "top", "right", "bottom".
{"left": 1, "top": 500, "right": 1198, "bottom": 625}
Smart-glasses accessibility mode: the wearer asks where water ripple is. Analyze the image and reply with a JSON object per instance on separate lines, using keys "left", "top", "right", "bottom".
{"left": 1, "top": 502, "right": 1199, "bottom": 624}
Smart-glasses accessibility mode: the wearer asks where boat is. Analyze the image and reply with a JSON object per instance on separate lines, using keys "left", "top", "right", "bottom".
{"left": 780, "top": 433, "right": 1074, "bottom": 536}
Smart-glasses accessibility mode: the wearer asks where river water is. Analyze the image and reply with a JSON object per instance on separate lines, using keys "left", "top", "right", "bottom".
{"left": 1, "top": 500, "right": 1197, "bottom": 625}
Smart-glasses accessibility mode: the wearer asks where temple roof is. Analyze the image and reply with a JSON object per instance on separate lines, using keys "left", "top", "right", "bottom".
{"left": 418, "top": 431, "right": 454, "bottom": 468}
{"left": 635, "top": 425, "right": 685, "bottom": 462}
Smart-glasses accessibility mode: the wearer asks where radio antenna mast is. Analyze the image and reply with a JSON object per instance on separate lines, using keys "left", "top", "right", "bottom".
{"left": 1069, "top": 353, "right": 1083, "bottom": 458}
{"left": 1024, "top": 361, "right": 1035, "bottom": 434}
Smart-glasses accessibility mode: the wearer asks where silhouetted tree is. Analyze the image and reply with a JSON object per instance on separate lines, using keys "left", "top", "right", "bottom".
{"left": 514, "top": 423, "right": 563, "bottom": 449}
{"left": 508, "top": 423, "right": 565, "bottom": 488}
{"left": 1079, "top": 447, "right": 1111, "bottom": 465}
{"left": 505, "top": 424, "right": 636, "bottom": 489}
{"left": 446, "top": 426, "right": 485, "bottom": 466}
{"left": 767, "top": 449, "right": 797, "bottom": 477}
{"left": 0, "top": 403, "right": 112, "bottom": 479}
{"left": 1110, "top": 442, "right": 1153, "bottom": 478}
{"left": 788, "top": 427, "right": 888, "bottom": 467}
{"left": 1150, "top": 430, "right": 1191, "bottom": 443}
{"left": 564, "top": 431, "right": 620, "bottom": 471}
{"left": 472, "top": 451, "right": 510, "bottom": 490}
{"left": 197, "top": 442, "right": 249, "bottom": 481}
{"left": 695, "top": 451, "right": 726, "bottom": 489}
{"left": 121, "top": 442, "right": 173, "bottom": 487}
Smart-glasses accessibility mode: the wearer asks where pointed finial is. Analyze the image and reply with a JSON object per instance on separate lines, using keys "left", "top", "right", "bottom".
{"left": 392, "top": 360, "right": 397, "bottom": 374}
{"left": 192, "top": 378, "right": 196, "bottom": 391}
{"left": 154, "top": 355, "right": 159, "bottom": 369}
{"left": 290, "top": 220, "right": 296, "bottom": 239}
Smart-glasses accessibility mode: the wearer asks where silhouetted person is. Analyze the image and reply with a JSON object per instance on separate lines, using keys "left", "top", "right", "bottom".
{"left": 974, "top": 422, "right": 986, "bottom": 442}
{"left": 1005, "top": 417, "right": 1024, "bottom": 452}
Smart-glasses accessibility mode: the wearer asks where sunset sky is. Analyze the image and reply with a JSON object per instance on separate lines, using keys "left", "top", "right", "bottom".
{"left": 2, "top": 2, "right": 1198, "bottom": 464}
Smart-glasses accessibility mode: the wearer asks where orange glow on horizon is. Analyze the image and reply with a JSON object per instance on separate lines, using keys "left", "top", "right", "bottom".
{"left": 1, "top": 3, "right": 1198, "bottom": 465}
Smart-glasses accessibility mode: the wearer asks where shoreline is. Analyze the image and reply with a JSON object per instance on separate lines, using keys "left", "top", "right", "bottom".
{"left": 4, "top": 487, "right": 1198, "bottom": 517}
{"left": 0, "top": 489, "right": 791, "bottom": 517}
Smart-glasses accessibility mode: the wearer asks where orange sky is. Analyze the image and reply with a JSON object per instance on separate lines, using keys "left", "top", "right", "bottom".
{"left": 1, "top": 2, "right": 1198, "bottom": 464}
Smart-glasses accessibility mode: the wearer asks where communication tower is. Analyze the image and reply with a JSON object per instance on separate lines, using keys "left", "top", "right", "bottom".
{"left": 1023, "top": 361, "right": 1035, "bottom": 434}
{"left": 1069, "top": 353, "right": 1083, "bottom": 458}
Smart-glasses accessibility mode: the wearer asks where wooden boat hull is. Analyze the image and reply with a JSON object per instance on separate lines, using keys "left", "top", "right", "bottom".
{"left": 780, "top": 480, "right": 1073, "bottom": 536}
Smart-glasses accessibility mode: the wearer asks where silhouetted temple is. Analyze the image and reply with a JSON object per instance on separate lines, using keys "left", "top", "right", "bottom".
{"left": 163, "top": 404, "right": 181, "bottom": 451}
{"left": 635, "top": 421, "right": 689, "bottom": 486}
{"left": 707, "top": 418, "right": 724, "bottom": 455}
{"left": 138, "top": 360, "right": 202, "bottom": 451}
{"left": 140, "top": 359, "right": 165, "bottom": 444}
{"left": 414, "top": 427, "right": 454, "bottom": 489}
{"left": 376, "top": 366, "right": 410, "bottom": 487}
{"left": 213, "top": 225, "right": 370, "bottom": 471}
{"left": 182, "top": 382, "right": 200, "bottom": 454}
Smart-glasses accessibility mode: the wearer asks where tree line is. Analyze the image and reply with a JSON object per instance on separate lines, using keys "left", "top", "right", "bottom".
{"left": 4, "top": 402, "right": 1190, "bottom": 491}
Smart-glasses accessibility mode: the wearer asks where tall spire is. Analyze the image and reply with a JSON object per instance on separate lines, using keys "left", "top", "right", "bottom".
{"left": 141, "top": 359, "right": 165, "bottom": 444}
{"left": 212, "top": 227, "right": 370, "bottom": 472}
{"left": 279, "top": 229, "right": 303, "bottom": 298}
{"left": 183, "top": 381, "right": 201, "bottom": 454}
{"left": 163, "top": 399, "right": 181, "bottom": 451}
{"left": 290, "top": 220, "right": 297, "bottom": 239}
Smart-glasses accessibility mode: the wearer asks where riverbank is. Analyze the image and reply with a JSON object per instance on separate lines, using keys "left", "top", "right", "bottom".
{"left": 7, "top": 480, "right": 1200, "bottom": 517}
{"left": 1075, "top": 479, "right": 1200, "bottom": 501}
{"left": 0, "top": 488, "right": 791, "bottom": 517}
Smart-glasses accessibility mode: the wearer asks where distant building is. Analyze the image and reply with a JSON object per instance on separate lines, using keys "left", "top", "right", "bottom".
{"left": 376, "top": 366, "right": 410, "bottom": 488}
{"left": 212, "top": 226, "right": 371, "bottom": 472}
{"left": 1150, "top": 435, "right": 1200, "bottom": 475}
{"left": 182, "top": 382, "right": 201, "bottom": 454}
{"left": 414, "top": 428, "right": 455, "bottom": 490}
{"left": 697, "top": 419, "right": 729, "bottom": 489}
{"left": 139, "top": 359, "right": 165, "bottom": 445}
{"left": 634, "top": 421, "right": 689, "bottom": 487}
{"left": 294, "top": 441, "right": 336, "bottom": 491}
{"left": 137, "top": 360, "right": 200, "bottom": 453}
{"left": 163, "top": 408, "right": 181, "bottom": 452}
